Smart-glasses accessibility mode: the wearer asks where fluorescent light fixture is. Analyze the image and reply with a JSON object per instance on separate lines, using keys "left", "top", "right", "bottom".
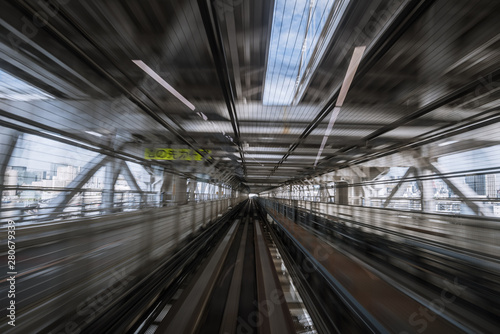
{"left": 313, "top": 106, "right": 339, "bottom": 165}
{"left": 314, "top": 46, "right": 366, "bottom": 167}
{"left": 263, "top": 0, "right": 343, "bottom": 105}
{"left": 337, "top": 160, "right": 346, "bottom": 163}
{"left": 132, "top": 60, "right": 195, "bottom": 110}
{"left": 336, "top": 46, "right": 366, "bottom": 107}
{"left": 439, "top": 140, "right": 458, "bottom": 147}
{"left": 85, "top": 131, "right": 103, "bottom": 137}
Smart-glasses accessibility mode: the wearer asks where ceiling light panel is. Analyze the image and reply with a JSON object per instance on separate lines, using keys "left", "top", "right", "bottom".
{"left": 314, "top": 46, "right": 365, "bottom": 166}
{"left": 132, "top": 60, "right": 195, "bottom": 110}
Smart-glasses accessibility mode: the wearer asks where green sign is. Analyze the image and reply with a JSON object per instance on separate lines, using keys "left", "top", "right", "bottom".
{"left": 145, "top": 148, "right": 211, "bottom": 161}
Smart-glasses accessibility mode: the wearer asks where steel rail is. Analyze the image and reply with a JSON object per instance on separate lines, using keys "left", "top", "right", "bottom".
{"left": 154, "top": 218, "right": 241, "bottom": 333}
{"left": 219, "top": 215, "right": 250, "bottom": 334}
{"left": 259, "top": 199, "right": 482, "bottom": 333}
{"left": 254, "top": 216, "right": 296, "bottom": 334}
{"left": 69, "top": 201, "right": 245, "bottom": 334}
{"left": 255, "top": 203, "right": 339, "bottom": 334}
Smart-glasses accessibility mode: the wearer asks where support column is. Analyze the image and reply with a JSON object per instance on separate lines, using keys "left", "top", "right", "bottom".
{"left": 187, "top": 180, "right": 197, "bottom": 202}
{"left": 351, "top": 179, "right": 365, "bottom": 206}
{"left": 335, "top": 181, "right": 349, "bottom": 205}
{"left": 319, "top": 183, "right": 330, "bottom": 203}
{"left": 160, "top": 172, "right": 174, "bottom": 206}
{"left": 191, "top": 201, "right": 196, "bottom": 234}
{"left": 202, "top": 200, "right": 207, "bottom": 227}
{"left": 200, "top": 182, "right": 207, "bottom": 201}
{"left": 211, "top": 198, "right": 215, "bottom": 221}
{"left": 417, "top": 167, "right": 436, "bottom": 212}
{"left": 102, "top": 158, "right": 120, "bottom": 214}
{"left": 216, "top": 183, "right": 221, "bottom": 216}
{"left": 174, "top": 204, "right": 181, "bottom": 246}
{"left": 174, "top": 175, "right": 188, "bottom": 205}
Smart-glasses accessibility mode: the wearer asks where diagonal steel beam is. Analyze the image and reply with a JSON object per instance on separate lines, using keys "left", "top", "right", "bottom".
{"left": 428, "top": 162, "right": 487, "bottom": 216}
{"left": 120, "top": 160, "right": 145, "bottom": 204}
{"left": 40, "top": 154, "right": 112, "bottom": 219}
{"left": 382, "top": 167, "right": 414, "bottom": 208}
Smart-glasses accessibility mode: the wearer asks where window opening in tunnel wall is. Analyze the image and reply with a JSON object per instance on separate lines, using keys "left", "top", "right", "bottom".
{"left": 1, "top": 121, "right": 244, "bottom": 224}
{"left": 262, "top": 142, "right": 500, "bottom": 218}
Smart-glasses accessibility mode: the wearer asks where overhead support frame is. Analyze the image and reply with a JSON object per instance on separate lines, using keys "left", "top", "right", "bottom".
{"left": 270, "top": 0, "right": 435, "bottom": 178}
{"left": 197, "top": 0, "right": 247, "bottom": 176}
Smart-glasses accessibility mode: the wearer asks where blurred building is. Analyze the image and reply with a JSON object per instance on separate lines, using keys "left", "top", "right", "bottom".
{"left": 486, "top": 174, "right": 496, "bottom": 198}
{"left": 3, "top": 168, "right": 17, "bottom": 197}
{"left": 465, "top": 175, "right": 486, "bottom": 196}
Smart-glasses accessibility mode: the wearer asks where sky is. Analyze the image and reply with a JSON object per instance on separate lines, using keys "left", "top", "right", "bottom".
{"left": 263, "top": 0, "right": 348, "bottom": 105}
{"left": 0, "top": 69, "right": 53, "bottom": 101}
{"left": 9, "top": 135, "right": 98, "bottom": 172}
{"left": 438, "top": 146, "right": 500, "bottom": 173}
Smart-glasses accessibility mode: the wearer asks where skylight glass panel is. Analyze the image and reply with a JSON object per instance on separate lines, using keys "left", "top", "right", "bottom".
{"left": 263, "top": 0, "right": 348, "bottom": 105}
{"left": 0, "top": 69, "right": 54, "bottom": 101}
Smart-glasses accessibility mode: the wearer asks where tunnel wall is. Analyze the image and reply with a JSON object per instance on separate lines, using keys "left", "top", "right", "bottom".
{"left": 0, "top": 197, "right": 244, "bottom": 333}
{"left": 262, "top": 198, "right": 500, "bottom": 256}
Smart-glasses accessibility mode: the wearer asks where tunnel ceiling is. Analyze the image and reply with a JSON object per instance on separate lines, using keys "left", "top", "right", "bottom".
{"left": 1, "top": 0, "right": 500, "bottom": 193}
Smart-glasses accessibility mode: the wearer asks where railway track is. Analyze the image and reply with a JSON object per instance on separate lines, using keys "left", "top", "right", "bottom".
{"left": 70, "top": 201, "right": 246, "bottom": 334}
{"left": 135, "top": 200, "right": 298, "bottom": 334}
{"left": 258, "top": 198, "right": 500, "bottom": 333}
{"left": 74, "top": 196, "right": 495, "bottom": 334}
